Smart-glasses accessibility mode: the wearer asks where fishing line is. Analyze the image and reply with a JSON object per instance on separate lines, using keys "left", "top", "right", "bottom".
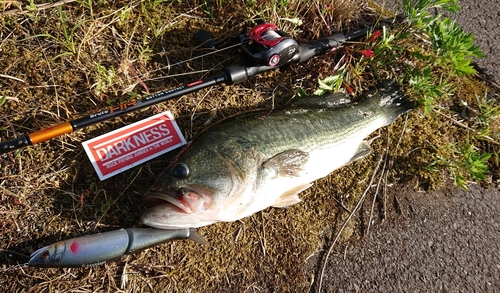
{"left": 132, "top": 41, "right": 246, "bottom": 82}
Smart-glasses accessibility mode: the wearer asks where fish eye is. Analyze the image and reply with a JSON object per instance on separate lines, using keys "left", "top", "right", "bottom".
{"left": 171, "top": 163, "right": 189, "bottom": 178}
{"left": 40, "top": 250, "right": 50, "bottom": 260}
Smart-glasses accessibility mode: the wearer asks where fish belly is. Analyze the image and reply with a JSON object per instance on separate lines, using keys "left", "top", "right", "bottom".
{"left": 223, "top": 137, "right": 367, "bottom": 221}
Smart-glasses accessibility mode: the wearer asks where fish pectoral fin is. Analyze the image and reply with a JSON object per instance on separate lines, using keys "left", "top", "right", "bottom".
{"left": 347, "top": 141, "right": 373, "bottom": 164}
{"left": 262, "top": 149, "right": 309, "bottom": 177}
{"left": 272, "top": 183, "right": 312, "bottom": 207}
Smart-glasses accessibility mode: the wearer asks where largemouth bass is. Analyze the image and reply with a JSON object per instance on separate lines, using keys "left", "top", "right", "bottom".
{"left": 141, "top": 80, "right": 415, "bottom": 229}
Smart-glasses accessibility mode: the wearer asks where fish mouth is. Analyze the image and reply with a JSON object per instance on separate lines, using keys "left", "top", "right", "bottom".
{"left": 143, "top": 185, "right": 213, "bottom": 214}
{"left": 28, "top": 246, "right": 50, "bottom": 267}
{"left": 143, "top": 189, "right": 197, "bottom": 214}
{"left": 141, "top": 187, "right": 215, "bottom": 229}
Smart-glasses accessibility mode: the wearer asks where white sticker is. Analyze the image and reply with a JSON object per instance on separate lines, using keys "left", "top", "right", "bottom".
{"left": 82, "top": 111, "right": 186, "bottom": 180}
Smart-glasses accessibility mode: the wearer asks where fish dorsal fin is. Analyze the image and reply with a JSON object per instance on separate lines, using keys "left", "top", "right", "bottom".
{"left": 272, "top": 183, "right": 312, "bottom": 208}
{"left": 291, "top": 93, "right": 352, "bottom": 108}
{"left": 262, "top": 149, "right": 309, "bottom": 177}
{"left": 347, "top": 141, "right": 373, "bottom": 165}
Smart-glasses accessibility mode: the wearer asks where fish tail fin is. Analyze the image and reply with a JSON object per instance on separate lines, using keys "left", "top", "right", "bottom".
{"left": 375, "top": 80, "right": 416, "bottom": 124}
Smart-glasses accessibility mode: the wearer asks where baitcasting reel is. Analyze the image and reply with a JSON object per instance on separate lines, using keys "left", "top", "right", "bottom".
{"left": 241, "top": 23, "right": 299, "bottom": 66}
{"left": 194, "top": 23, "right": 299, "bottom": 67}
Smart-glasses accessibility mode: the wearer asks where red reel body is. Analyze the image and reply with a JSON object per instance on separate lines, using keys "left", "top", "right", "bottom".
{"left": 243, "top": 23, "right": 299, "bottom": 67}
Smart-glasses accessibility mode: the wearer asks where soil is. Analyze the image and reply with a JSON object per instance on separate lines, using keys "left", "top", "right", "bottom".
{"left": 0, "top": 1, "right": 498, "bottom": 292}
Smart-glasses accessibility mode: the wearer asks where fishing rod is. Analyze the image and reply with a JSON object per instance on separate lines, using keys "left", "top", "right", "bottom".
{"left": 0, "top": 21, "right": 387, "bottom": 155}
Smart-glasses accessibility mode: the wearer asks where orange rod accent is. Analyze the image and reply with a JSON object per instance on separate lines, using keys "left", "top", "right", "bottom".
{"left": 28, "top": 122, "right": 74, "bottom": 144}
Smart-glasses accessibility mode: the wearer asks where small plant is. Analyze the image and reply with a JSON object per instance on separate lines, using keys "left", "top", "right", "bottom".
{"left": 55, "top": 7, "right": 81, "bottom": 58}
{"left": 118, "top": 6, "right": 133, "bottom": 26}
{"left": 138, "top": 38, "right": 154, "bottom": 63}
{"left": 314, "top": 63, "right": 347, "bottom": 95}
{"left": 141, "top": 2, "right": 171, "bottom": 39}
{"left": 92, "top": 62, "right": 116, "bottom": 97}
{"left": 26, "top": 0, "right": 37, "bottom": 11}
{"left": 313, "top": 35, "right": 378, "bottom": 97}
{"left": 29, "top": 7, "right": 89, "bottom": 61}
{"left": 402, "top": 0, "right": 460, "bottom": 27}
{"left": 408, "top": 68, "right": 454, "bottom": 115}
{"left": 427, "top": 143, "right": 492, "bottom": 189}
{"left": 460, "top": 144, "right": 491, "bottom": 181}
{"left": 99, "top": 195, "right": 114, "bottom": 215}
{"left": 470, "top": 92, "right": 500, "bottom": 144}
{"left": 427, "top": 17, "right": 486, "bottom": 75}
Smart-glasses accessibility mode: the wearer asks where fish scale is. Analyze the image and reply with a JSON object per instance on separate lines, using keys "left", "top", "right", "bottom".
{"left": 141, "top": 80, "right": 415, "bottom": 229}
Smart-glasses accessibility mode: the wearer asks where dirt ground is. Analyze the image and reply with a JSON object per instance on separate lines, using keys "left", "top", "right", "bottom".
{"left": 0, "top": 0, "right": 498, "bottom": 292}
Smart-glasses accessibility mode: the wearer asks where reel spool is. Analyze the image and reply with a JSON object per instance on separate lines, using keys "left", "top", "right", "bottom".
{"left": 242, "top": 23, "right": 299, "bottom": 67}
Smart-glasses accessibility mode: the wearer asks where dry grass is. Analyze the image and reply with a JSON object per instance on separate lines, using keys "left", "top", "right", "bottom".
{"left": 0, "top": 0, "right": 497, "bottom": 292}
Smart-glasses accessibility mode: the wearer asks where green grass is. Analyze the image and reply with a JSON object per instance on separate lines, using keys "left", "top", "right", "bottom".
{"left": 0, "top": 0, "right": 498, "bottom": 291}
{"left": 312, "top": 0, "right": 495, "bottom": 188}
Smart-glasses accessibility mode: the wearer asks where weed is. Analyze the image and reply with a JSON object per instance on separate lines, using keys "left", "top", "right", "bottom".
{"left": 0, "top": 95, "right": 5, "bottom": 131}
{"left": 99, "top": 195, "right": 114, "bottom": 215}
{"left": 474, "top": 92, "right": 500, "bottom": 143}
{"left": 202, "top": 0, "right": 218, "bottom": 18}
{"left": 26, "top": 0, "right": 37, "bottom": 11}
{"left": 59, "top": 7, "right": 76, "bottom": 54}
{"left": 314, "top": 63, "right": 347, "bottom": 95}
{"left": 118, "top": 6, "right": 133, "bottom": 26}
{"left": 427, "top": 143, "right": 491, "bottom": 189}
{"left": 409, "top": 68, "right": 454, "bottom": 115}
{"left": 32, "top": 7, "right": 89, "bottom": 61}
{"left": 402, "top": 0, "right": 460, "bottom": 26}
{"left": 141, "top": 1, "right": 173, "bottom": 39}
{"left": 92, "top": 62, "right": 116, "bottom": 97}
{"left": 460, "top": 144, "right": 491, "bottom": 181}
{"left": 138, "top": 38, "right": 154, "bottom": 63}
{"left": 310, "top": 0, "right": 494, "bottom": 188}
{"left": 428, "top": 17, "right": 485, "bottom": 75}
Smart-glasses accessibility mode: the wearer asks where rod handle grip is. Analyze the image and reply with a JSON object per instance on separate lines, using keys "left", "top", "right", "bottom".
{"left": 28, "top": 122, "right": 73, "bottom": 144}
{"left": 0, "top": 134, "right": 31, "bottom": 154}
{"left": 298, "top": 33, "right": 346, "bottom": 63}
{"left": 0, "top": 122, "right": 73, "bottom": 154}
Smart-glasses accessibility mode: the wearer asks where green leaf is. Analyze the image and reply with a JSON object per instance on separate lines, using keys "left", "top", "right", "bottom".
{"left": 280, "top": 17, "right": 303, "bottom": 26}
{"left": 313, "top": 88, "right": 327, "bottom": 96}
{"left": 454, "top": 173, "right": 468, "bottom": 190}
{"left": 296, "top": 87, "right": 308, "bottom": 98}
{"left": 323, "top": 74, "right": 341, "bottom": 84}
{"left": 318, "top": 79, "right": 333, "bottom": 91}
{"left": 0, "top": 95, "right": 6, "bottom": 108}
